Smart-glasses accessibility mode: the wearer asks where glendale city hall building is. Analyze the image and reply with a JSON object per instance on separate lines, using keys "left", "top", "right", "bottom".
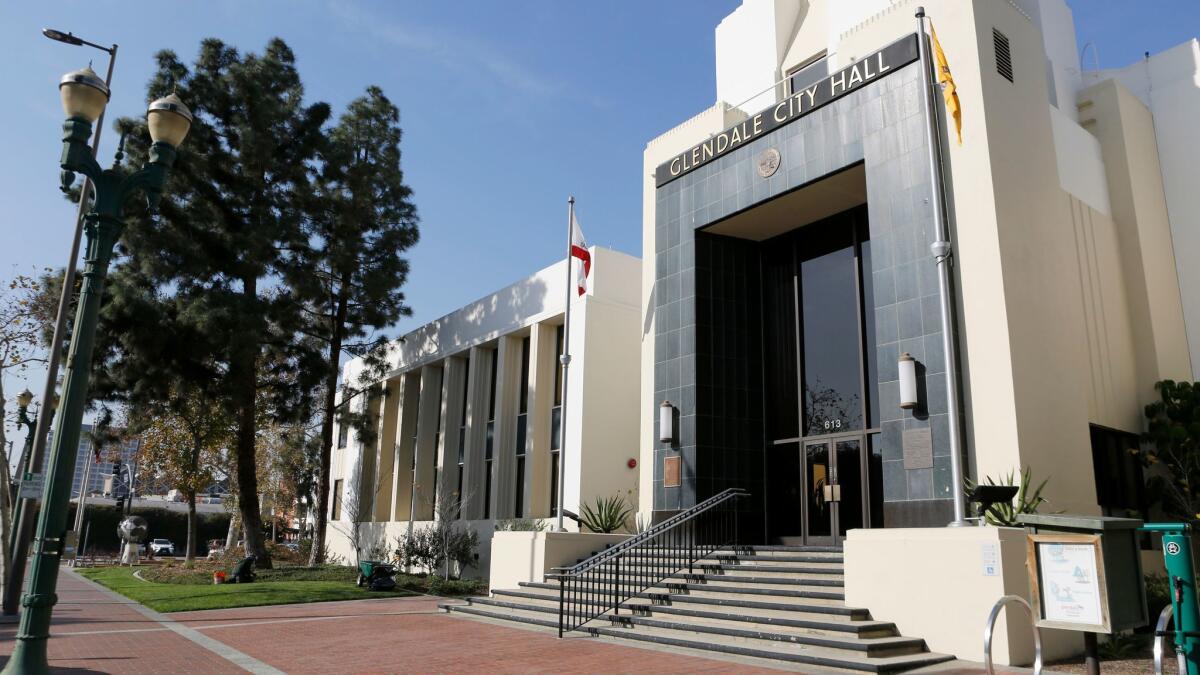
{"left": 331, "top": 0, "right": 1200, "bottom": 662}
{"left": 639, "top": 0, "right": 1198, "bottom": 542}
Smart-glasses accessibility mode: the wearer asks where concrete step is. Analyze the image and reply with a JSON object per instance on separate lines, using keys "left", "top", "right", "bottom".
{"left": 627, "top": 550, "right": 843, "bottom": 565}
{"left": 462, "top": 594, "right": 901, "bottom": 640}
{"left": 679, "top": 572, "right": 844, "bottom": 588}
{"left": 482, "top": 590, "right": 892, "bottom": 635}
{"left": 445, "top": 600, "right": 928, "bottom": 660}
{"left": 581, "top": 622, "right": 955, "bottom": 673}
{"left": 500, "top": 584, "right": 868, "bottom": 618}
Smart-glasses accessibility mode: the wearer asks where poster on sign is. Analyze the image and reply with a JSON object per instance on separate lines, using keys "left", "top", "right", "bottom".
{"left": 1027, "top": 533, "right": 1111, "bottom": 632}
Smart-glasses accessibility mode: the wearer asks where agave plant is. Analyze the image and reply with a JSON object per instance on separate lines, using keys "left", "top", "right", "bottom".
{"left": 964, "top": 467, "right": 1049, "bottom": 526}
{"left": 579, "top": 494, "right": 634, "bottom": 534}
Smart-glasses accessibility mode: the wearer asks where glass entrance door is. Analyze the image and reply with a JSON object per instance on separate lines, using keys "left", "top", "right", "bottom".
{"left": 801, "top": 434, "right": 866, "bottom": 545}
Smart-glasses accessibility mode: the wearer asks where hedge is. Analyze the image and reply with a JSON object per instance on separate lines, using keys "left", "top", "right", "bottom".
{"left": 68, "top": 504, "right": 232, "bottom": 555}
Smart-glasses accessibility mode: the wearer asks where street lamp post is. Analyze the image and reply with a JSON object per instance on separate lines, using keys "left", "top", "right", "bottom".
{"left": 4, "top": 28, "right": 117, "bottom": 619}
{"left": 3, "top": 391, "right": 55, "bottom": 615}
{"left": 3, "top": 68, "right": 192, "bottom": 675}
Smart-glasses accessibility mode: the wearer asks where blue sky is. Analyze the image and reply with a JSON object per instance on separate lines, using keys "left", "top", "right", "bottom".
{"left": 1, "top": 0, "right": 1198, "bottom": 428}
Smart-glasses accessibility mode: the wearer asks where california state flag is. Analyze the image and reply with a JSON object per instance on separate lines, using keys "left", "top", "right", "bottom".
{"left": 570, "top": 211, "right": 591, "bottom": 296}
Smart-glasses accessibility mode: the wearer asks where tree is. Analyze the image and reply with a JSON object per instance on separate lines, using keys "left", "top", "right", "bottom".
{"left": 0, "top": 273, "right": 50, "bottom": 603}
{"left": 129, "top": 386, "right": 230, "bottom": 563}
{"left": 291, "top": 87, "right": 419, "bottom": 565}
{"left": 96, "top": 38, "right": 331, "bottom": 567}
{"left": 1138, "top": 380, "right": 1200, "bottom": 523}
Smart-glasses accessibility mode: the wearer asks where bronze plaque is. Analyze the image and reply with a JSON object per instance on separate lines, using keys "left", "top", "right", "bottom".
{"left": 903, "top": 428, "right": 933, "bottom": 469}
{"left": 664, "top": 456, "right": 681, "bottom": 488}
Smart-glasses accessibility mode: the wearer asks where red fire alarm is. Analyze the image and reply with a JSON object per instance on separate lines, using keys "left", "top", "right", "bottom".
{"left": 627, "top": 458, "right": 638, "bottom": 469}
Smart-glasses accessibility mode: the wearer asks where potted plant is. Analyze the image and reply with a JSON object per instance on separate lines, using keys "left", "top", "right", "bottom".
{"left": 213, "top": 571, "right": 227, "bottom": 585}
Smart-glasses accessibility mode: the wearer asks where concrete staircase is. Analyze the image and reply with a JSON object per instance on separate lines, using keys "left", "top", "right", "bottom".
{"left": 442, "top": 545, "right": 955, "bottom": 672}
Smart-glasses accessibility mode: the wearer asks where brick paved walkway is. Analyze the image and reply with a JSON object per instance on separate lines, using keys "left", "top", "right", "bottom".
{"left": 0, "top": 567, "right": 786, "bottom": 674}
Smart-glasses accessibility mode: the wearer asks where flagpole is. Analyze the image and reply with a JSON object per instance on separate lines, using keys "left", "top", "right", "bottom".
{"left": 555, "top": 196, "right": 575, "bottom": 532}
{"left": 916, "top": 7, "right": 967, "bottom": 526}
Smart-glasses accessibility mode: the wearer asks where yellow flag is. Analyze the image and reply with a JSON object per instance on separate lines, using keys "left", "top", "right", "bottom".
{"left": 930, "top": 22, "right": 962, "bottom": 144}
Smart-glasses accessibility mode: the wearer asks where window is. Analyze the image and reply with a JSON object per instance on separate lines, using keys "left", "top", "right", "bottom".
{"left": 788, "top": 51, "right": 829, "bottom": 97}
{"left": 993, "top": 28, "right": 1013, "bottom": 82}
{"left": 515, "top": 336, "right": 531, "bottom": 518}
{"left": 457, "top": 358, "right": 469, "bottom": 519}
{"left": 1090, "top": 425, "right": 1145, "bottom": 515}
{"left": 337, "top": 423, "right": 348, "bottom": 449}
{"left": 484, "top": 349, "right": 499, "bottom": 519}
{"left": 550, "top": 325, "right": 565, "bottom": 513}
{"left": 433, "top": 374, "right": 444, "bottom": 515}
{"left": 331, "top": 479, "right": 344, "bottom": 520}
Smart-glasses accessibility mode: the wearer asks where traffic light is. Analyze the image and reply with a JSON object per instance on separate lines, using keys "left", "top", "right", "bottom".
{"left": 114, "top": 495, "right": 125, "bottom": 512}
{"left": 112, "top": 462, "right": 121, "bottom": 477}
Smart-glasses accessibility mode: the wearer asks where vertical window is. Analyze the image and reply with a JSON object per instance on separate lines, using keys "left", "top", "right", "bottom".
{"left": 457, "top": 358, "right": 469, "bottom": 519}
{"left": 515, "top": 336, "right": 531, "bottom": 517}
{"left": 550, "top": 325, "right": 565, "bottom": 513}
{"left": 331, "top": 479, "right": 344, "bottom": 520}
{"left": 484, "top": 349, "right": 498, "bottom": 519}
{"left": 337, "top": 422, "right": 348, "bottom": 449}
{"left": 433, "top": 376, "right": 444, "bottom": 516}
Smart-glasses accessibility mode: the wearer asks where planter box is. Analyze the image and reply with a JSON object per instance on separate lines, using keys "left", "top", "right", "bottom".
{"left": 489, "top": 531, "right": 628, "bottom": 593}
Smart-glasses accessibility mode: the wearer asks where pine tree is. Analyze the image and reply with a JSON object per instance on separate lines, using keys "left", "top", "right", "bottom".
{"left": 100, "top": 38, "right": 331, "bottom": 567}
{"left": 288, "top": 87, "right": 418, "bottom": 565}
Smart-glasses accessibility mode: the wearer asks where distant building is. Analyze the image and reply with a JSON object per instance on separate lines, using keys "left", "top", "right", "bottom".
{"left": 73, "top": 424, "right": 140, "bottom": 499}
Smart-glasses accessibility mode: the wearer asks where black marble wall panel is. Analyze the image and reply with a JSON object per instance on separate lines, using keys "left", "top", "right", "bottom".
{"left": 653, "top": 60, "right": 956, "bottom": 528}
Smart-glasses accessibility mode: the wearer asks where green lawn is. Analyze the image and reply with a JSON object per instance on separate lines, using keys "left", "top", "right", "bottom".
{"left": 77, "top": 566, "right": 416, "bottom": 613}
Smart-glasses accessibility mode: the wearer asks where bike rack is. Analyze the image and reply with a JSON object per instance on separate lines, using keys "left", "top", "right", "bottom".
{"left": 1154, "top": 604, "right": 1186, "bottom": 675}
{"left": 984, "top": 595, "right": 1043, "bottom": 675}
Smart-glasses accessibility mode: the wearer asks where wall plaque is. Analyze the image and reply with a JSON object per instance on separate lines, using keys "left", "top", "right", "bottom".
{"left": 902, "top": 428, "right": 933, "bottom": 469}
{"left": 664, "top": 456, "right": 681, "bottom": 488}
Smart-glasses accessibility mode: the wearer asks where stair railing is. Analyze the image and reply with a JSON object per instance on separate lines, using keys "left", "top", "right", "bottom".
{"left": 550, "top": 487, "right": 749, "bottom": 637}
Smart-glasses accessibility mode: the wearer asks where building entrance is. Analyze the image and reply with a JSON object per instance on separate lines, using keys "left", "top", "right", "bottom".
{"left": 761, "top": 204, "right": 882, "bottom": 545}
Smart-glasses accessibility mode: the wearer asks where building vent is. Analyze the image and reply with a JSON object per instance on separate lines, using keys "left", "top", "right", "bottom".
{"left": 993, "top": 28, "right": 1014, "bottom": 82}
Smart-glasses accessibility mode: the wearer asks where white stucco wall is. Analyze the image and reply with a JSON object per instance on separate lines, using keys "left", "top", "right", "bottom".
{"left": 1088, "top": 40, "right": 1200, "bottom": 379}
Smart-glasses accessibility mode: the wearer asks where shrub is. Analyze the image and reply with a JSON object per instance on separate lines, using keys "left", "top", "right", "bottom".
{"left": 964, "top": 468, "right": 1048, "bottom": 526}
{"left": 395, "top": 522, "right": 480, "bottom": 579}
{"left": 580, "top": 495, "right": 633, "bottom": 533}
{"left": 495, "top": 518, "right": 547, "bottom": 532}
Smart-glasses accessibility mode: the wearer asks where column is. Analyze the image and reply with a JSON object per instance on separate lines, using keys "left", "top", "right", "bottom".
{"left": 372, "top": 378, "right": 401, "bottom": 522}
{"left": 491, "top": 335, "right": 523, "bottom": 520}
{"left": 412, "top": 364, "right": 444, "bottom": 521}
{"left": 526, "top": 322, "right": 557, "bottom": 517}
{"left": 390, "top": 372, "right": 421, "bottom": 521}
{"left": 437, "top": 357, "right": 468, "bottom": 521}
{"left": 460, "top": 346, "right": 492, "bottom": 520}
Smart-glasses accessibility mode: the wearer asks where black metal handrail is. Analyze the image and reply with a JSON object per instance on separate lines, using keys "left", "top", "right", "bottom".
{"left": 550, "top": 487, "right": 749, "bottom": 637}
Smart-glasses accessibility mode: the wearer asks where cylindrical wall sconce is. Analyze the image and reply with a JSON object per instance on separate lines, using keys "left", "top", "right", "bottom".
{"left": 899, "top": 352, "right": 918, "bottom": 409}
{"left": 659, "top": 400, "right": 674, "bottom": 443}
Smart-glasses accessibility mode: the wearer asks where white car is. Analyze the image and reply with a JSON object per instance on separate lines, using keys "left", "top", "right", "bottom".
{"left": 149, "top": 539, "right": 175, "bottom": 556}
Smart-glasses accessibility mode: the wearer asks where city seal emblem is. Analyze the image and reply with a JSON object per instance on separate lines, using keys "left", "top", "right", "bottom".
{"left": 756, "top": 148, "right": 781, "bottom": 178}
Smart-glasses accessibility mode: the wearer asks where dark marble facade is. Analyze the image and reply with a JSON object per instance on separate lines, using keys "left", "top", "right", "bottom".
{"left": 653, "top": 59, "right": 958, "bottom": 533}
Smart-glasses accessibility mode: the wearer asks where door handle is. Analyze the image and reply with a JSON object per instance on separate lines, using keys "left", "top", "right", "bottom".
{"left": 823, "top": 484, "right": 841, "bottom": 502}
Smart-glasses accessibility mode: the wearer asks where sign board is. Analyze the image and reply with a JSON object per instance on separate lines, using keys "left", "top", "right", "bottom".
{"left": 654, "top": 33, "right": 920, "bottom": 187}
{"left": 18, "top": 473, "right": 44, "bottom": 500}
{"left": 980, "top": 542, "right": 999, "bottom": 577}
{"left": 1026, "top": 533, "right": 1111, "bottom": 632}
